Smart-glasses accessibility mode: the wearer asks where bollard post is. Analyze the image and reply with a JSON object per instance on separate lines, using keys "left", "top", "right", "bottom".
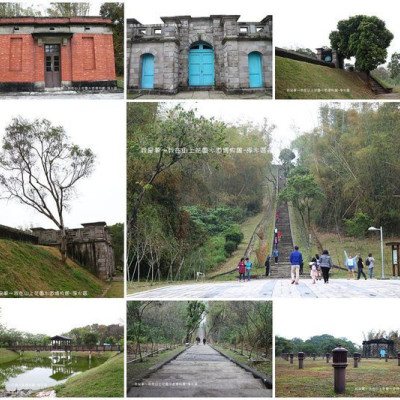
{"left": 398, "top": 352, "right": 400, "bottom": 366}
{"left": 326, "top": 352, "right": 330, "bottom": 363}
{"left": 290, "top": 353, "right": 294, "bottom": 364}
{"left": 298, "top": 352, "right": 305, "bottom": 369}
{"left": 385, "top": 353, "right": 389, "bottom": 362}
{"left": 353, "top": 353, "right": 360, "bottom": 368}
{"left": 332, "top": 345, "right": 348, "bottom": 395}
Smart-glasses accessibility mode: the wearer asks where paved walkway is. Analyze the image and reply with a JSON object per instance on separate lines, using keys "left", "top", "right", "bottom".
{"left": 128, "top": 344, "right": 271, "bottom": 397}
{"left": 129, "top": 90, "right": 272, "bottom": 100}
{"left": 128, "top": 278, "right": 400, "bottom": 299}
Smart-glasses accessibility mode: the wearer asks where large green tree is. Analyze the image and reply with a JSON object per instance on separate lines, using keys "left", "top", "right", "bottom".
{"left": 100, "top": 3, "right": 124, "bottom": 77}
{"left": 329, "top": 15, "right": 393, "bottom": 72}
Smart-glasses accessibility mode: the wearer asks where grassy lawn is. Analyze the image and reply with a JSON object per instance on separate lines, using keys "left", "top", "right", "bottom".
{"left": 208, "top": 212, "right": 266, "bottom": 278}
{"left": 105, "top": 280, "right": 124, "bottom": 298}
{"left": 0, "top": 240, "right": 105, "bottom": 297}
{"left": 127, "top": 346, "right": 185, "bottom": 388}
{"left": 116, "top": 76, "right": 124, "bottom": 89}
{"left": 0, "top": 348, "right": 20, "bottom": 364}
{"left": 55, "top": 352, "right": 123, "bottom": 397}
{"left": 276, "top": 358, "right": 400, "bottom": 397}
{"left": 310, "top": 232, "right": 399, "bottom": 279}
{"left": 213, "top": 344, "right": 272, "bottom": 377}
{"left": 275, "top": 56, "right": 376, "bottom": 99}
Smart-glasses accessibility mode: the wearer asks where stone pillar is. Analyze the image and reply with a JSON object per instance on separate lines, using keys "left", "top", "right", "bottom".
{"left": 332, "top": 345, "right": 348, "bottom": 395}
{"left": 290, "top": 353, "right": 294, "bottom": 364}
{"left": 353, "top": 353, "right": 360, "bottom": 368}
{"left": 298, "top": 352, "right": 304, "bottom": 369}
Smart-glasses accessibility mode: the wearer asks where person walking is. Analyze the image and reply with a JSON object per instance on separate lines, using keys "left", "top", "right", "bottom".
{"left": 309, "top": 257, "right": 318, "bottom": 284}
{"left": 265, "top": 254, "right": 271, "bottom": 276}
{"left": 237, "top": 258, "right": 246, "bottom": 282}
{"left": 289, "top": 245, "right": 303, "bottom": 285}
{"left": 196, "top": 336, "right": 200, "bottom": 345}
{"left": 245, "top": 257, "right": 252, "bottom": 281}
{"left": 203, "top": 338, "right": 206, "bottom": 345}
{"left": 315, "top": 254, "right": 322, "bottom": 280}
{"left": 273, "top": 249, "right": 279, "bottom": 264}
{"left": 344, "top": 251, "right": 357, "bottom": 279}
{"left": 319, "top": 250, "right": 334, "bottom": 283}
{"left": 366, "top": 253, "right": 375, "bottom": 279}
{"left": 357, "top": 254, "right": 367, "bottom": 280}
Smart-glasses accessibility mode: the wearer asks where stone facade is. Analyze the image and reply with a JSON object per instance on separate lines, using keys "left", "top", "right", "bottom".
{"left": 127, "top": 15, "right": 272, "bottom": 94}
{"left": 316, "top": 47, "right": 344, "bottom": 69}
{"left": 0, "top": 17, "right": 117, "bottom": 91}
{"left": 31, "top": 222, "right": 115, "bottom": 280}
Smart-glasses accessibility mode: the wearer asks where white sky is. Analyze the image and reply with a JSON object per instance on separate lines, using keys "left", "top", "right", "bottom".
{"left": 274, "top": 299, "right": 400, "bottom": 345}
{"left": 181, "top": 100, "right": 323, "bottom": 161}
{"left": 20, "top": 2, "right": 102, "bottom": 15}
{"left": 0, "top": 100, "right": 125, "bottom": 230}
{"left": 0, "top": 299, "right": 125, "bottom": 335}
{"left": 127, "top": 0, "right": 400, "bottom": 64}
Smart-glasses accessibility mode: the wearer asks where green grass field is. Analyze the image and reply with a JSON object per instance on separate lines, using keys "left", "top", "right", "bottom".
{"left": 0, "top": 239, "right": 106, "bottom": 297}
{"left": 276, "top": 357, "right": 400, "bottom": 397}
{"left": 0, "top": 348, "right": 20, "bottom": 364}
{"left": 55, "top": 352, "right": 123, "bottom": 397}
{"left": 275, "top": 56, "right": 377, "bottom": 99}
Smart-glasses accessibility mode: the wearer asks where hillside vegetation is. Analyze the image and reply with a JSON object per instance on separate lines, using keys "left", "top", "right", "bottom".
{"left": 275, "top": 56, "right": 376, "bottom": 99}
{"left": 0, "top": 239, "right": 105, "bottom": 297}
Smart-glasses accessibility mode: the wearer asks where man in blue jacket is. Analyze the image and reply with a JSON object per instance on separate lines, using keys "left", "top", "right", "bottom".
{"left": 290, "top": 246, "right": 303, "bottom": 285}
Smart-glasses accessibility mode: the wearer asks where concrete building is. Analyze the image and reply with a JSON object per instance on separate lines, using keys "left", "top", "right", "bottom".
{"left": 127, "top": 15, "right": 272, "bottom": 95}
{"left": 0, "top": 17, "right": 117, "bottom": 91}
{"left": 31, "top": 222, "right": 115, "bottom": 280}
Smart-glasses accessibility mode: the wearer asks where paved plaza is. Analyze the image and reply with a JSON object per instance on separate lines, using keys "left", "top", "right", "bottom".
{"left": 128, "top": 278, "right": 400, "bottom": 299}
{"left": 129, "top": 90, "right": 272, "bottom": 100}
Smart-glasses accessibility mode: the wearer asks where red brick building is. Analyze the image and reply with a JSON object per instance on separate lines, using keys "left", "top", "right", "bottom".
{"left": 0, "top": 17, "right": 117, "bottom": 91}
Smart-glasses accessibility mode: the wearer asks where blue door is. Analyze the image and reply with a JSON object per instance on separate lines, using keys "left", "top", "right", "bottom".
{"left": 141, "top": 54, "right": 154, "bottom": 89}
{"left": 189, "top": 43, "right": 214, "bottom": 86}
{"left": 248, "top": 52, "right": 263, "bottom": 88}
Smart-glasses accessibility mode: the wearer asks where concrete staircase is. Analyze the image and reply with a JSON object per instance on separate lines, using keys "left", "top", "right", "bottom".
{"left": 268, "top": 170, "right": 309, "bottom": 279}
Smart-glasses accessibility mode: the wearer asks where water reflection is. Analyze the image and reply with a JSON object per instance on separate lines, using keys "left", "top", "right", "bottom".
{"left": 0, "top": 352, "right": 103, "bottom": 391}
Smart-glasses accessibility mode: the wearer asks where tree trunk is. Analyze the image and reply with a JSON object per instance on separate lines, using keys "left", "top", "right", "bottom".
{"left": 60, "top": 227, "right": 67, "bottom": 263}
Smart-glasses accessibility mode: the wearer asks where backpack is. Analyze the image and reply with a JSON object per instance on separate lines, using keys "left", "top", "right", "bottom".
{"left": 365, "top": 258, "right": 370, "bottom": 266}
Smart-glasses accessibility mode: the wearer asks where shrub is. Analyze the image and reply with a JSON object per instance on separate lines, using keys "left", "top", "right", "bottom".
{"left": 344, "top": 212, "right": 372, "bottom": 237}
{"left": 224, "top": 241, "right": 238, "bottom": 255}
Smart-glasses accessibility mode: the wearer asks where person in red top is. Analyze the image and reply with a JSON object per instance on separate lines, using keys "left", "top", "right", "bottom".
{"left": 278, "top": 230, "right": 282, "bottom": 240}
{"left": 237, "top": 258, "right": 246, "bottom": 282}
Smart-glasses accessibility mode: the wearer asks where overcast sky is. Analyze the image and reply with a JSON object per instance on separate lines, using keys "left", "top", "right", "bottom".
{"left": 0, "top": 100, "right": 125, "bottom": 230}
{"left": 0, "top": 299, "right": 124, "bottom": 335}
{"left": 275, "top": 299, "right": 400, "bottom": 345}
{"left": 127, "top": 0, "right": 400, "bottom": 64}
{"left": 181, "top": 100, "right": 324, "bottom": 160}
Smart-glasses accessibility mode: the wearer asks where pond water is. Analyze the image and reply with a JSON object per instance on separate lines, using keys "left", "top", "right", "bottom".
{"left": 0, "top": 353, "right": 105, "bottom": 391}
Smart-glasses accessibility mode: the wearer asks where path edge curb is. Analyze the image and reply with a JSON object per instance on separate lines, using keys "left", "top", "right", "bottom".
{"left": 127, "top": 345, "right": 191, "bottom": 393}
{"left": 210, "top": 344, "right": 273, "bottom": 389}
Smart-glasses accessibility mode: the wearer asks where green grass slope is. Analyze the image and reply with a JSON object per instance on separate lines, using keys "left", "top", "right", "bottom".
{"left": 0, "top": 239, "right": 105, "bottom": 297}
{"left": 275, "top": 56, "right": 377, "bottom": 99}
{"left": 55, "top": 353, "right": 124, "bottom": 397}
{"left": 0, "top": 348, "right": 20, "bottom": 365}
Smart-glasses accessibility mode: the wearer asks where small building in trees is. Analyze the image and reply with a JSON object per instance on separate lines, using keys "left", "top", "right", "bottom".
{"left": 362, "top": 338, "right": 395, "bottom": 358}
{"left": 127, "top": 15, "right": 272, "bottom": 94}
{"left": 0, "top": 17, "right": 117, "bottom": 91}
